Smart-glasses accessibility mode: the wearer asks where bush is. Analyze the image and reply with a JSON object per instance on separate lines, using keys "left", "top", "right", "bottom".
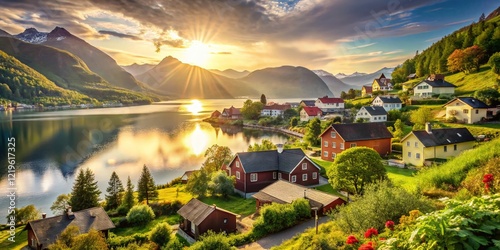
{"left": 162, "top": 236, "right": 184, "bottom": 250}
{"left": 150, "top": 223, "right": 172, "bottom": 247}
{"left": 331, "top": 181, "right": 434, "bottom": 233}
{"left": 149, "top": 200, "right": 182, "bottom": 217}
{"left": 461, "top": 157, "right": 500, "bottom": 195}
{"left": 116, "top": 205, "right": 130, "bottom": 216}
{"left": 190, "top": 231, "right": 232, "bottom": 250}
{"left": 392, "top": 143, "right": 402, "bottom": 152}
{"left": 126, "top": 205, "right": 155, "bottom": 225}
{"left": 253, "top": 198, "right": 310, "bottom": 236}
{"left": 107, "top": 233, "right": 149, "bottom": 248}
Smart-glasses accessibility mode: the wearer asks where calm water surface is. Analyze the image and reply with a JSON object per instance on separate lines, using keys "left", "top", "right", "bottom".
{"left": 0, "top": 99, "right": 295, "bottom": 219}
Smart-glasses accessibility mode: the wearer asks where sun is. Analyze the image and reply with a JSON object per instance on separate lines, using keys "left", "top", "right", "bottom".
{"left": 186, "top": 99, "right": 203, "bottom": 114}
{"left": 183, "top": 40, "right": 211, "bottom": 67}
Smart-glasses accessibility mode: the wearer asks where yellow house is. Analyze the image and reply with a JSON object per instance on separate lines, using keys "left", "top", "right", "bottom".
{"left": 401, "top": 123, "right": 475, "bottom": 166}
{"left": 372, "top": 73, "right": 392, "bottom": 92}
{"left": 444, "top": 97, "right": 489, "bottom": 124}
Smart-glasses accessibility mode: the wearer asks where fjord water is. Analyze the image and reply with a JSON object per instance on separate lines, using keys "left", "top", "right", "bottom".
{"left": 0, "top": 100, "right": 291, "bottom": 219}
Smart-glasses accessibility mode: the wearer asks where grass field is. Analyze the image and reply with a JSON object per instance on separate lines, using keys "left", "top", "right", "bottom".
{"left": 445, "top": 65, "right": 499, "bottom": 96}
{"left": 199, "top": 195, "right": 256, "bottom": 217}
{"left": 157, "top": 185, "right": 193, "bottom": 204}
{"left": 385, "top": 166, "right": 418, "bottom": 192}
{"left": 112, "top": 215, "right": 181, "bottom": 236}
{"left": 442, "top": 122, "right": 500, "bottom": 137}
{"left": 311, "top": 157, "right": 332, "bottom": 176}
{"left": 0, "top": 225, "right": 27, "bottom": 250}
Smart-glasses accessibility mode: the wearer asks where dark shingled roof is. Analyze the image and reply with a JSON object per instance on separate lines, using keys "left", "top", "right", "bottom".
{"left": 252, "top": 180, "right": 344, "bottom": 208}
{"left": 300, "top": 100, "right": 316, "bottom": 107}
{"left": 177, "top": 198, "right": 237, "bottom": 225}
{"left": 444, "top": 97, "right": 489, "bottom": 109}
{"left": 409, "top": 128, "right": 475, "bottom": 147}
{"left": 322, "top": 123, "right": 393, "bottom": 141}
{"left": 377, "top": 96, "right": 402, "bottom": 104}
{"left": 419, "top": 79, "right": 456, "bottom": 88}
{"left": 26, "top": 207, "right": 115, "bottom": 248}
{"left": 362, "top": 106, "right": 388, "bottom": 116}
{"left": 237, "top": 148, "right": 315, "bottom": 173}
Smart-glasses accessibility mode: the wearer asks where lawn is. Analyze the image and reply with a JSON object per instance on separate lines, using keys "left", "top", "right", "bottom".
{"left": 314, "top": 184, "right": 347, "bottom": 200}
{"left": 199, "top": 195, "right": 256, "bottom": 217}
{"left": 445, "top": 65, "right": 499, "bottom": 95}
{"left": 385, "top": 166, "right": 418, "bottom": 192}
{"left": 111, "top": 215, "right": 181, "bottom": 236}
{"left": 442, "top": 122, "right": 500, "bottom": 138}
{"left": 157, "top": 185, "right": 193, "bottom": 204}
{"left": 311, "top": 157, "right": 332, "bottom": 176}
{"left": 0, "top": 225, "right": 28, "bottom": 250}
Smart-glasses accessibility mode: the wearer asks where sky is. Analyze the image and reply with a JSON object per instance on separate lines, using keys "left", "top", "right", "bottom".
{"left": 0, "top": 0, "right": 498, "bottom": 74}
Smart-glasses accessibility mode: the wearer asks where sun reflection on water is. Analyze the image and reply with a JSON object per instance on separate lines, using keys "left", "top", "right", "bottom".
{"left": 186, "top": 100, "right": 203, "bottom": 115}
{"left": 184, "top": 123, "right": 210, "bottom": 155}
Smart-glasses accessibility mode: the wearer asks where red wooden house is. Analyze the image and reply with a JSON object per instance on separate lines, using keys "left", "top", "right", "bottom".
{"left": 319, "top": 123, "right": 392, "bottom": 161}
{"left": 221, "top": 106, "right": 242, "bottom": 120}
{"left": 177, "top": 198, "right": 237, "bottom": 240}
{"left": 226, "top": 147, "right": 321, "bottom": 197}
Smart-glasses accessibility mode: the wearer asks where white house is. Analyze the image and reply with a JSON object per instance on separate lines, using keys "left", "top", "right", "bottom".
{"left": 260, "top": 103, "right": 291, "bottom": 117}
{"left": 300, "top": 106, "right": 323, "bottom": 121}
{"left": 315, "top": 96, "right": 344, "bottom": 113}
{"left": 443, "top": 97, "right": 489, "bottom": 124}
{"left": 372, "top": 96, "right": 402, "bottom": 112}
{"left": 356, "top": 106, "right": 388, "bottom": 122}
{"left": 413, "top": 74, "right": 456, "bottom": 97}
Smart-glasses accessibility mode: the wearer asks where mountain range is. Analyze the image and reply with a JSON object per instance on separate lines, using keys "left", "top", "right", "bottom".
{"left": 339, "top": 67, "right": 395, "bottom": 86}
{"left": 0, "top": 26, "right": 396, "bottom": 103}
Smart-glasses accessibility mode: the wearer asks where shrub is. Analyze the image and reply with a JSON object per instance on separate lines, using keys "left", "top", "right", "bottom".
{"left": 149, "top": 200, "right": 182, "bottom": 217}
{"left": 107, "top": 233, "right": 149, "bottom": 248}
{"left": 149, "top": 223, "right": 172, "bottom": 247}
{"left": 392, "top": 143, "right": 402, "bottom": 152}
{"left": 253, "top": 198, "right": 310, "bottom": 236}
{"left": 126, "top": 204, "right": 155, "bottom": 225}
{"left": 461, "top": 157, "right": 500, "bottom": 195}
{"left": 116, "top": 205, "right": 130, "bottom": 216}
{"left": 162, "top": 236, "right": 184, "bottom": 250}
{"left": 190, "top": 231, "right": 232, "bottom": 250}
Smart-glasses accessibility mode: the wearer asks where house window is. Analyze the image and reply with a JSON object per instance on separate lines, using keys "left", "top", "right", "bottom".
{"left": 332, "top": 142, "right": 336, "bottom": 148}
{"left": 350, "top": 143, "right": 356, "bottom": 148}
{"left": 250, "top": 173, "right": 258, "bottom": 182}
{"left": 454, "top": 144, "right": 457, "bottom": 151}
{"left": 415, "top": 142, "right": 418, "bottom": 148}
{"left": 475, "top": 109, "right": 479, "bottom": 114}
{"left": 323, "top": 151, "right": 328, "bottom": 157}
{"left": 324, "top": 141, "right": 328, "bottom": 147}
{"left": 302, "top": 163, "right": 307, "bottom": 170}
{"left": 416, "top": 153, "right": 420, "bottom": 159}
{"left": 236, "top": 161, "right": 240, "bottom": 168}
{"left": 406, "top": 141, "right": 410, "bottom": 146}
{"left": 312, "top": 172, "right": 318, "bottom": 179}
{"left": 223, "top": 218, "right": 228, "bottom": 224}
{"left": 302, "top": 174, "right": 308, "bottom": 181}
{"left": 340, "top": 143, "right": 344, "bottom": 149}
{"left": 463, "top": 109, "right": 469, "bottom": 114}
{"left": 408, "top": 152, "right": 411, "bottom": 158}
{"left": 444, "top": 146, "right": 448, "bottom": 152}
{"left": 273, "top": 172, "right": 277, "bottom": 179}
{"left": 291, "top": 175, "right": 297, "bottom": 183}
{"left": 278, "top": 173, "right": 282, "bottom": 179}
{"left": 331, "top": 132, "right": 336, "bottom": 138}
{"left": 332, "top": 153, "right": 336, "bottom": 159}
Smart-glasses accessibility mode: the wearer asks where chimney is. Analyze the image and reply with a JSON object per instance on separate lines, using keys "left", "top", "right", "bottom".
{"left": 66, "top": 206, "right": 75, "bottom": 220}
{"left": 42, "top": 213, "right": 46, "bottom": 219}
{"left": 425, "top": 123, "right": 432, "bottom": 134}
{"left": 276, "top": 143, "right": 284, "bottom": 153}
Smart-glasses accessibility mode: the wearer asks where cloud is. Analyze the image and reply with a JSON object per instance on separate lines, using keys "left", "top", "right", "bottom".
{"left": 445, "top": 18, "right": 474, "bottom": 26}
{"left": 211, "top": 51, "right": 232, "bottom": 55}
{"left": 98, "top": 30, "right": 142, "bottom": 40}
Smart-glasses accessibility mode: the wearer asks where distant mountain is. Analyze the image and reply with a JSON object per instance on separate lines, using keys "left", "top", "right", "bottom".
{"left": 38, "top": 27, "right": 144, "bottom": 90}
{"left": 241, "top": 66, "right": 334, "bottom": 98}
{"left": 334, "top": 73, "right": 347, "bottom": 79}
{"left": 210, "top": 69, "right": 251, "bottom": 79}
{"left": 312, "top": 69, "right": 354, "bottom": 94}
{"left": 340, "top": 67, "right": 395, "bottom": 86}
{"left": 15, "top": 28, "right": 47, "bottom": 44}
{"left": 122, "top": 63, "right": 156, "bottom": 76}
{"left": 137, "top": 56, "right": 258, "bottom": 99}
{"left": 312, "top": 69, "right": 333, "bottom": 77}
{"left": 0, "top": 50, "right": 92, "bottom": 104}
{"left": 0, "top": 29, "right": 11, "bottom": 37}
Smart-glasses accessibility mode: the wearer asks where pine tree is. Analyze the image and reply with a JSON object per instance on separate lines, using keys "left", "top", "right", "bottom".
{"left": 479, "top": 13, "right": 486, "bottom": 22}
{"left": 70, "top": 168, "right": 101, "bottom": 211}
{"left": 105, "top": 172, "right": 124, "bottom": 210}
{"left": 260, "top": 94, "right": 267, "bottom": 105}
{"left": 122, "top": 176, "right": 135, "bottom": 210}
{"left": 137, "top": 165, "right": 158, "bottom": 204}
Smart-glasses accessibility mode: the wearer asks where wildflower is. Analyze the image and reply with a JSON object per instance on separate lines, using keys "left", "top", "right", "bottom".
{"left": 364, "top": 227, "right": 378, "bottom": 238}
{"left": 385, "top": 220, "right": 395, "bottom": 230}
{"left": 483, "top": 174, "right": 494, "bottom": 193}
{"left": 346, "top": 235, "right": 359, "bottom": 245}
{"left": 358, "top": 241, "right": 374, "bottom": 250}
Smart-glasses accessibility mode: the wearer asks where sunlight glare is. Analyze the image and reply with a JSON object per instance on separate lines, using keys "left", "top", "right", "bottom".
{"left": 186, "top": 100, "right": 203, "bottom": 114}
{"left": 184, "top": 123, "right": 209, "bottom": 155}
{"left": 184, "top": 40, "right": 211, "bottom": 67}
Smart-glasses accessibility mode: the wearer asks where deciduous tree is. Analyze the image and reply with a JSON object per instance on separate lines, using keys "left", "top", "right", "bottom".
{"left": 410, "top": 107, "right": 433, "bottom": 130}
{"left": 50, "top": 194, "right": 71, "bottom": 215}
{"left": 150, "top": 223, "right": 172, "bottom": 247}
{"left": 203, "top": 144, "right": 233, "bottom": 173}
{"left": 474, "top": 88, "right": 500, "bottom": 106}
{"left": 488, "top": 52, "right": 500, "bottom": 75}
{"left": 208, "top": 171, "right": 235, "bottom": 198}
{"left": 327, "top": 147, "right": 387, "bottom": 195}
{"left": 241, "top": 99, "right": 264, "bottom": 120}
{"left": 105, "top": 171, "right": 124, "bottom": 210}
{"left": 186, "top": 169, "right": 209, "bottom": 198}
{"left": 137, "top": 165, "right": 158, "bottom": 204}
{"left": 70, "top": 168, "right": 101, "bottom": 211}
{"left": 304, "top": 118, "right": 321, "bottom": 146}
{"left": 248, "top": 139, "right": 277, "bottom": 152}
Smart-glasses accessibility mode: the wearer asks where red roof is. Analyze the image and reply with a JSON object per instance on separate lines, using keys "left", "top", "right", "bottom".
{"left": 223, "top": 106, "right": 241, "bottom": 116}
{"left": 302, "top": 106, "right": 322, "bottom": 116}
{"left": 362, "top": 85, "right": 372, "bottom": 92}
{"left": 318, "top": 97, "right": 344, "bottom": 104}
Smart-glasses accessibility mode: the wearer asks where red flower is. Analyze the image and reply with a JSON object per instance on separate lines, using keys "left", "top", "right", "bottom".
{"left": 379, "top": 237, "right": 386, "bottom": 241}
{"left": 483, "top": 174, "right": 494, "bottom": 184}
{"left": 385, "top": 220, "right": 395, "bottom": 230}
{"left": 364, "top": 228, "right": 379, "bottom": 238}
{"left": 346, "top": 235, "right": 359, "bottom": 245}
{"left": 358, "top": 242, "right": 374, "bottom": 250}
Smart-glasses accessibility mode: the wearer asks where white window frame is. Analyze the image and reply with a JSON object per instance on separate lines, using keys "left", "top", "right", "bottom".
{"left": 408, "top": 152, "right": 411, "bottom": 158}
{"left": 406, "top": 141, "right": 410, "bottom": 146}
{"left": 332, "top": 142, "right": 336, "bottom": 148}
{"left": 324, "top": 141, "right": 328, "bottom": 147}
{"left": 236, "top": 161, "right": 240, "bottom": 168}
{"left": 302, "top": 163, "right": 307, "bottom": 170}
{"left": 250, "top": 173, "right": 258, "bottom": 182}
{"left": 414, "top": 142, "right": 418, "bottom": 148}
{"left": 332, "top": 153, "right": 336, "bottom": 159}
{"left": 331, "top": 132, "right": 336, "bottom": 138}
{"left": 278, "top": 173, "right": 282, "bottom": 179}
{"left": 312, "top": 172, "right": 317, "bottom": 179}
{"left": 323, "top": 151, "right": 328, "bottom": 157}
{"left": 191, "top": 221, "right": 196, "bottom": 234}
{"left": 340, "top": 143, "right": 344, "bottom": 150}
{"left": 273, "top": 172, "right": 277, "bottom": 179}
{"left": 236, "top": 171, "right": 240, "bottom": 180}
{"left": 302, "top": 174, "right": 308, "bottom": 181}
{"left": 350, "top": 143, "right": 356, "bottom": 148}
{"left": 291, "top": 175, "right": 296, "bottom": 183}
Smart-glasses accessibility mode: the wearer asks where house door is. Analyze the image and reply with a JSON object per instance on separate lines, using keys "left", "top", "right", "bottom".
{"left": 191, "top": 221, "right": 196, "bottom": 234}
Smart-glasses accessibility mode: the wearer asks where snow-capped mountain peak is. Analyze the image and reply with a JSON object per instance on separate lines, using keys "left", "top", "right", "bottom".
{"left": 15, "top": 28, "right": 47, "bottom": 44}
{"left": 349, "top": 71, "right": 367, "bottom": 77}
{"left": 312, "top": 69, "right": 333, "bottom": 77}
{"left": 334, "top": 73, "right": 347, "bottom": 79}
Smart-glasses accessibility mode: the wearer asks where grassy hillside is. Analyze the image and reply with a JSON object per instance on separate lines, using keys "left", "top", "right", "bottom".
{"left": 445, "top": 65, "right": 499, "bottom": 95}
{"left": 0, "top": 50, "right": 93, "bottom": 105}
